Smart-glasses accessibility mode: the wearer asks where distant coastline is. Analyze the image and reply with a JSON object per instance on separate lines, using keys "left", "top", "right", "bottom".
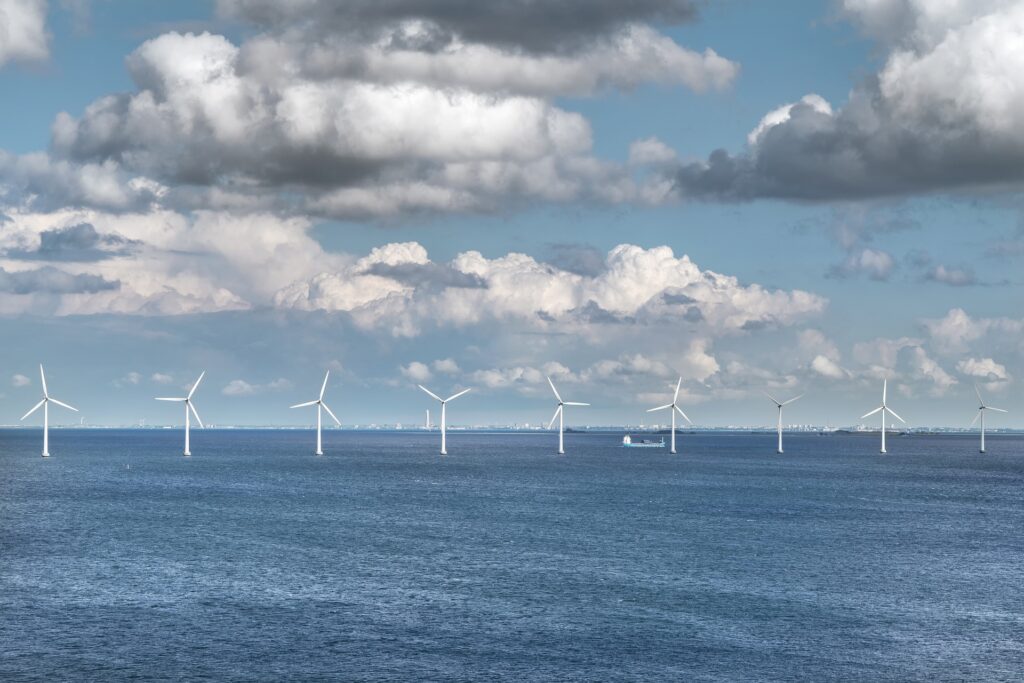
{"left": 1, "top": 426, "right": 1021, "bottom": 434}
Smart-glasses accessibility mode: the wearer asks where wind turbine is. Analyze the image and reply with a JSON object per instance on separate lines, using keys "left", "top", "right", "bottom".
{"left": 860, "top": 379, "right": 905, "bottom": 454}
{"left": 764, "top": 391, "right": 803, "bottom": 454}
{"left": 21, "top": 364, "right": 78, "bottom": 457}
{"left": 155, "top": 372, "right": 205, "bottom": 456}
{"left": 971, "top": 384, "right": 1007, "bottom": 454}
{"left": 290, "top": 370, "right": 341, "bottom": 455}
{"left": 547, "top": 376, "right": 589, "bottom": 454}
{"left": 647, "top": 377, "right": 691, "bottom": 454}
{"left": 418, "top": 385, "right": 470, "bottom": 454}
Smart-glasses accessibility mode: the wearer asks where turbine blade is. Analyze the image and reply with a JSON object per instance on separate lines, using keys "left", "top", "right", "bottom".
{"left": 969, "top": 411, "right": 981, "bottom": 427}
{"left": 321, "top": 402, "right": 341, "bottom": 426}
{"left": 418, "top": 385, "right": 442, "bottom": 402}
{"left": 861, "top": 406, "right": 883, "bottom": 419}
{"left": 39, "top": 364, "right": 48, "bottom": 397}
{"left": 188, "top": 371, "right": 205, "bottom": 400}
{"left": 763, "top": 390, "right": 781, "bottom": 406}
{"left": 647, "top": 404, "right": 672, "bottom": 413}
{"left": 673, "top": 376, "right": 682, "bottom": 404}
{"left": 155, "top": 397, "right": 187, "bottom": 401}
{"left": 988, "top": 407, "right": 1008, "bottom": 413}
{"left": 21, "top": 399, "right": 45, "bottom": 421}
{"left": 885, "top": 406, "right": 906, "bottom": 424}
{"left": 48, "top": 398, "right": 78, "bottom": 412}
{"left": 882, "top": 379, "right": 887, "bottom": 404}
{"left": 563, "top": 401, "right": 588, "bottom": 406}
{"left": 290, "top": 400, "right": 318, "bottom": 408}
{"left": 782, "top": 394, "right": 804, "bottom": 406}
{"left": 547, "top": 376, "right": 562, "bottom": 403}
{"left": 319, "top": 370, "right": 330, "bottom": 401}
{"left": 188, "top": 401, "right": 204, "bottom": 429}
{"left": 974, "top": 383, "right": 984, "bottom": 407}
{"left": 547, "top": 405, "right": 562, "bottom": 430}
{"left": 445, "top": 388, "right": 471, "bottom": 402}
{"left": 675, "top": 405, "right": 693, "bottom": 424}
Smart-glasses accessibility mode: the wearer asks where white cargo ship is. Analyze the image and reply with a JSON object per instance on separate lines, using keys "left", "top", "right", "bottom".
{"left": 622, "top": 435, "right": 666, "bottom": 448}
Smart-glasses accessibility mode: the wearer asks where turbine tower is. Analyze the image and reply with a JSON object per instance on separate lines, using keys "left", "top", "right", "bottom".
{"left": 764, "top": 391, "right": 803, "bottom": 454}
{"left": 418, "top": 385, "right": 470, "bottom": 455}
{"left": 21, "top": 364, "right": 78, "bottom": 457}
{"left": 971, "top": 384, "right": 1007, "bottom": 454}
{"left": 860, "top": 379, "right": 905, "bottom": 454}
{"left": 547, "top": 376, "right": 589, "bottom": 454}
{"left": 290, "top": 370, "right": 341, "bottom": 455}
{"left": 156, "top": 371, "right": 205, "bottom": 456}
{"left": 647, "top": 377, "right": 691, "bottom": 454}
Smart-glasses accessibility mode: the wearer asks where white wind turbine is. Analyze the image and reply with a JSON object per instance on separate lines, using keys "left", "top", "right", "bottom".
{"left": 290, "top": 370, "right": 341, "bottom": 455}
{"left": 860, "top": 379, "right": 905, "bottom": 454}
{"left": 647, "top": 377, "right": 691, "bottom": 454}
{"left": 155, "top": 372, "right": 205, "bottom": 456}
{"left": 21, "top": 364, "right": 78, "bottom": 457}
{"left": 971, "top": 384, "right": 1007, "bottom": 454}
{"left": 418, "top": 385, "right": 471, "bottom": 454}
{"left": 547, "top": 376, "right": 589, "bottom": 454}
{"left": 764, "top": 391, "right": 803, "bottom": 454}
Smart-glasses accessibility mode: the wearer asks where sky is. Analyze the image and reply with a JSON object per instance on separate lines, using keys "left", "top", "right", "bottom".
{"left": 0, "top": 0, "right": 1022, "bottom": 429}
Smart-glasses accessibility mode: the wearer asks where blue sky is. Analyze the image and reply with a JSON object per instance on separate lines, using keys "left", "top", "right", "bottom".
{"left": 0, "top": 0, "right": 1021, "bottom": 428}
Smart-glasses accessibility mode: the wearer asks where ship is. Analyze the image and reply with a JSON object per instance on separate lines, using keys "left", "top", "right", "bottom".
{"left": 622, "top": 435, "right": 666, "bottom": 448}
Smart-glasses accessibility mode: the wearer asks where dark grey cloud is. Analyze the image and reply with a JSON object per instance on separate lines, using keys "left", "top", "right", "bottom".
{"left": 218, "top": 0, "right": 699, "bottom": 54}
{"left": 9, "top": 223, "right": 138, "bottom": 262}
{"left": 24, "top": 0, "right": 732, "bottom": 220}
{"left": 54, "top": 90, "right": 390, "bottom": 190}
{"left": 41, "top": 31, "right": 619, "bottom": 219}
{"left": 0, "top": 266, "right": 120, "bottom": 294}
{"left": 673, "top": 95, "right": 1024, "bottom": 201}
{"left": 672, "top": 1, "right": 1024, "bottom": 203}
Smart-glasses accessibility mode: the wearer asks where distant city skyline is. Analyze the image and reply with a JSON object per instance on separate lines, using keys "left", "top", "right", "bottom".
{"left": 1, "top": 1, "right": 1021, "bottom": 428}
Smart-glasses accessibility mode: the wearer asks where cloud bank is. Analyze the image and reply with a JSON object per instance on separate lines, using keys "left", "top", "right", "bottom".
{"left": 0, "top": 2, "right": 737, "bottom": 220}
{"left": 673, "top": 1, "right": 1024, "bottom": 201}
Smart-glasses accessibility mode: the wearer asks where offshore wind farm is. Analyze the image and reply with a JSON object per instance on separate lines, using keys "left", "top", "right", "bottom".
{"left": 4, "top": 362, "right": 1017, "bottom": 458}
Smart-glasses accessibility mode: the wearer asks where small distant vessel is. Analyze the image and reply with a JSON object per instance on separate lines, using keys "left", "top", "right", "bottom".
{"left": 622, "top": 435, "right": 665, "bottom": 448}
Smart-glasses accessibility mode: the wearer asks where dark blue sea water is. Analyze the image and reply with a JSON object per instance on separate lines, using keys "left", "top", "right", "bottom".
{"left": 2, "top": 429, "right": 1023, "bottom": 681}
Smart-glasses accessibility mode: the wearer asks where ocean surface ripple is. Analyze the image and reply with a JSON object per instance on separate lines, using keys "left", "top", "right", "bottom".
{"left": 2, "top": 430, "right": 1023, "bottom": 681}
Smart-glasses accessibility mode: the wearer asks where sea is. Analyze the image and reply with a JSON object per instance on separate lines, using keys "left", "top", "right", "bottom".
{"left": 2, "top": 429, "right": 1023, "bottom": 681}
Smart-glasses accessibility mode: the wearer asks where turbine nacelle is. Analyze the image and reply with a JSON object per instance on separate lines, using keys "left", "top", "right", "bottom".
{"left": 763, "top": 391, "right": 803, "bottom": 409}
